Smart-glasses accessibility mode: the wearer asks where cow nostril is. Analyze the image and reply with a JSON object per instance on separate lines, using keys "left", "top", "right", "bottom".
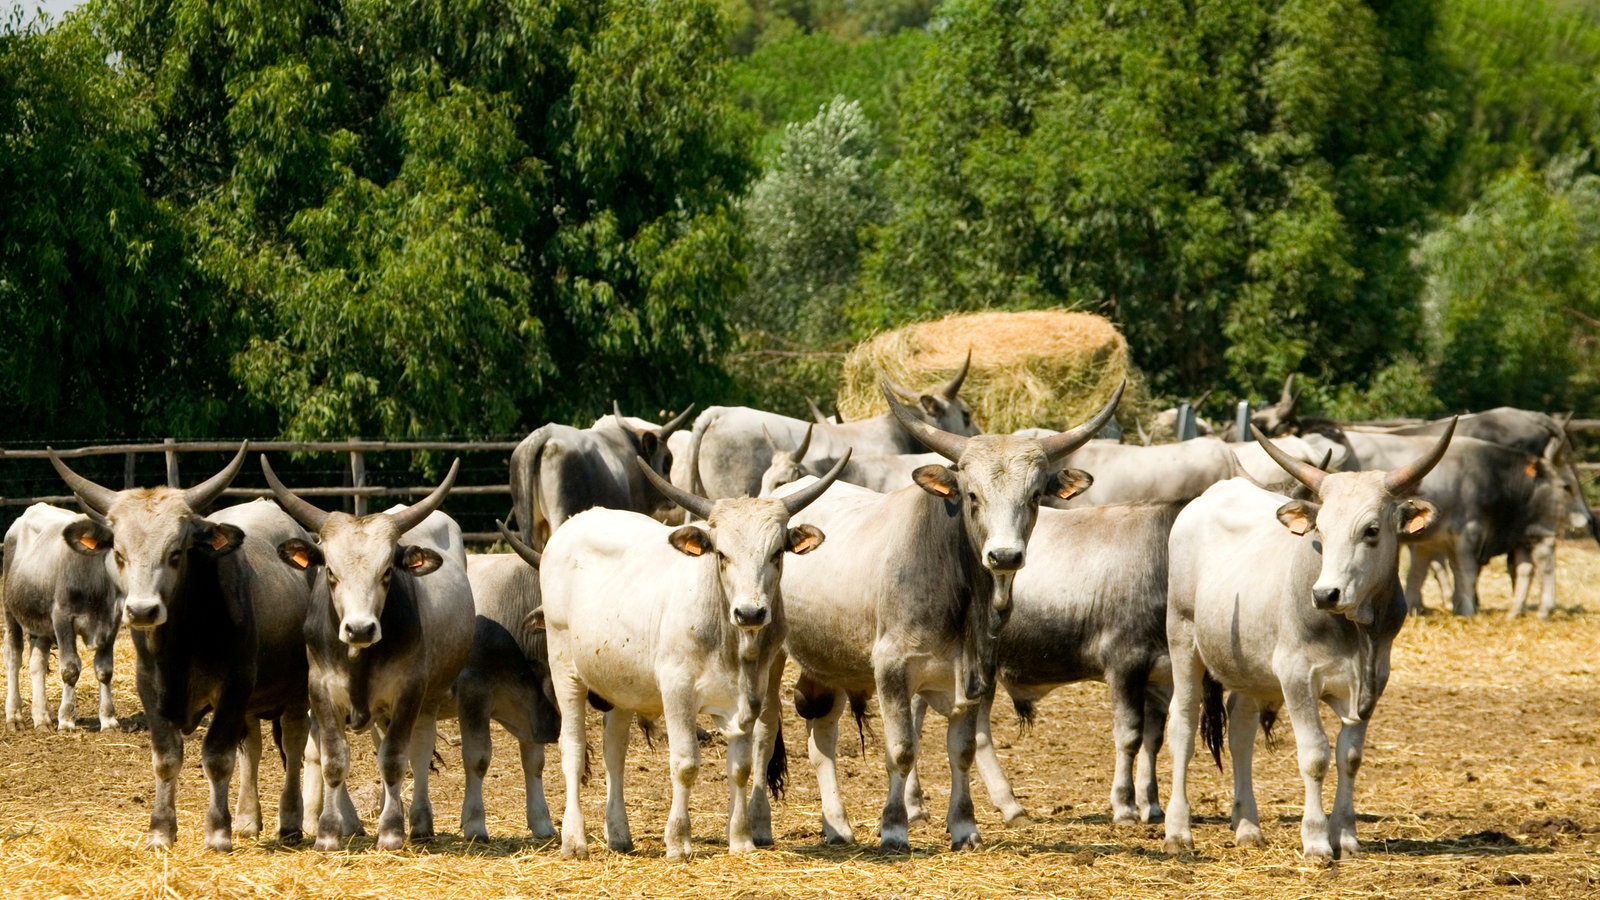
{"left": 985, "top": 548, "right": 1023, "bottom": 571}
{"left": 1313, "top": 587, "right": 1341, "bottom": 608}
{"left": 733, "top": 606, "right": 769, "bottom": 627}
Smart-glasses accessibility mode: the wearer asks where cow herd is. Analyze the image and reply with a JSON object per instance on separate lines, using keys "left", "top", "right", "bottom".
{"left": 1, "top": 365, "right": 1594, "bottom": 864}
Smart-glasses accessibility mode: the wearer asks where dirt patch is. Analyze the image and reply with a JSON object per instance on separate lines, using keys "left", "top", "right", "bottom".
{"left": 3, "top": 542, "right": 1600, "bottom": 898}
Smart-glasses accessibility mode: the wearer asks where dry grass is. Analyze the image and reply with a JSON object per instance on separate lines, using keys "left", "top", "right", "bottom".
{"left": 5, "top": 543, "right": 1600, "bottom": 898}
{"left": 836, "top": 310, "right": 1145, "bottom": 434}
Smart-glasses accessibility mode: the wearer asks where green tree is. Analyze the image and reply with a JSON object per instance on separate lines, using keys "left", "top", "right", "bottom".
{"left": 859, "top": 0, "right": 1450, "bottom": 400}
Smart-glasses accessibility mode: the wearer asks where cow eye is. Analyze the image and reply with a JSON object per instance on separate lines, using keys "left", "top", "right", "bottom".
{"left": 1362, "top": 524, "right": 1381, "bottom": 541}
{"left": 967, "top": 492, "right": 979, "bottom": 507}
{"left": 167, "top": 551, "right": 182, "bottom": 568}
{"left": 328, "top": 571, "right": 339, "bottom": 587}
{"left": 114, "top": 551, "right": 126, "bottom": 567}
{"left": 381, "top": 570, "right": 392, "bottom": 587}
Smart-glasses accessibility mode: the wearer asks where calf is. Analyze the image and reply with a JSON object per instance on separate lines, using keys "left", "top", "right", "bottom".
{"left": 540, "top": 456, "right": 849, "bottom": 860}
{"left": 4, "top": 503, "right": 121, "bottom": 731}
{"left": 1164, "top": 424, "right": 1453, "bottom": 859}
{"left": 751, "top": 385, "right": 1122, "bottom": 852}
{"left": 264, "top": 459, "right": 474, "bottom": 851}
{"left": 50, "top": 448, "right": 316, "bottom": 850}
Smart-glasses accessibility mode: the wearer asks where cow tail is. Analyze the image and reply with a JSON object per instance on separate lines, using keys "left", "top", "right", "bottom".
{"left": 1200, "top": 671, "right": 1226, "bottom": 772}
{"left": 684, "top": 408, "right": 719, "bottom": 497}
{"left": 1259, "top": 706, "right": 1280, "bottom": 749}
{"left": 849, "top": 691, "right": 870, "bottom": 756}
{"left": 509, "top": 426, "right": 554, "bottom": 547}
{"left": 271, "top": 718, "right": 286, "bottom": 769}
{"left": 767, "top": 725, "right": 787, "bottom": 801}
{"left": 1012, "top": 697, "right": 1037, "bottom": 732}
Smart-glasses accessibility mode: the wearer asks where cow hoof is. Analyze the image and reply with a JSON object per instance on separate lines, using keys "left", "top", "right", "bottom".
{"left": 728, "top": 839, "right": 756, "bottom": 855}
{"left": 752, "top": 832, "right": 774, "bottom": 849}
{"left": 531, "top": 823, "right": 556, "bottom": 840}
{"left": 606, "top": 835, "right": 634, "bottom": 853}
{"left": 314, "top": 834, "right": 343, "bottom": 852}
{"left": 1163, "top": 835, "right": 1193, "bottom": 854}
{"left": 377, "top": 830, "right": 405, "bottom": 851}
{"left": 237, "top": 823, "right": 261, "bottom": 841}
{"left": 822, "top": 826, "right": 855, "bottom": 846}
{"left": 99, "top": 716, "right": 120, "bottom": 732}
{"left": 1141, "top": 808, "right": 1165, "bottom": 825}
{"left": 1234, "top": 828, "right": 1267, "bottom": 849}
{"left": 146, "top": 832, "right": 175, "bottom": 851}
{"left": 560, "top": 838, "right": 589, "bottom": 860}
{"left": 1113, "top": 811, "right": 1141, "bottom": 827}
{"left": 465, "top": 828, "right": 490, "bottom": 844}
{"left": 878, "top": 834, "right": 911, "bottom": 854}
{"left": 906, "top": 809, "right": 930, "bottom": 828}
{"left": 950, "top": 832, "right": 981, "bottom": 851}
{"left": 58, "top": 718, "right": 78, "bottom": 733}
{"left": 205, "top": 834, "right": 234, "bottom": 853}
{"left": 278, "top": 829, "right": 304, "bottom": 846}
{"left": 1004, "top": 813, "right": 1033, "bottom": 828}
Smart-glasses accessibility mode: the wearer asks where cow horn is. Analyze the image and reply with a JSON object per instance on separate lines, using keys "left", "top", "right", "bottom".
{"left": 1279, "top": 373, "right": 1296, "bottom": 407}
{"left": 762, "top": 425, "right": 779, "bottom": 451}
{"left": 495, "top": 518, "right": 541, "bottom": 569}
{"left": 881, "top": 374, "right": 918, "bottom": 403}
{"left": 1384, "top": 418, "right": 1455, "bottom": 495}
{"left": 780, "top": 449, "right": 851, "bottom": 517}
{"left": 612, "top": 400, "right": 632, "bottom": 432}
{"left": 1038, "top": 381, "right": 1126, "bottom": 465}
{"left": 386, "top": 459, "right": 460, "bottom": 534}
{"left": 883, "top": 384, "right": 968, "bottom": 462}
{"left": 805, "top": 397, "right": 831, "bottom": 425}
{"left": 260, "top": 455, "right": 332, "bottom": 532}
{"left": 634, "top": 458, "right": 714, "bottom": 521}
{"left": 940, "top": 349, "right": 972, "bottom": 399}
{"left": 47, "top": 450, "right": 120, "bottom": 515}
{"left": 182, "top": 442, "right": 249, "bottom": 512}
{"left": 1252, "top": 426, "right": 1325, "bottom": 495}
{"left": 657, "top": 403, "right": 695, "bottom": 438}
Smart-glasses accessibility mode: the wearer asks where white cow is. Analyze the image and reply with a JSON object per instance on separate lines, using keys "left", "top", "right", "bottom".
{"left": 1164, "top": 424, "right": 1453, "bottom": 860}
{"left": 540, "top": 456, "right": 849, "bottom": 860}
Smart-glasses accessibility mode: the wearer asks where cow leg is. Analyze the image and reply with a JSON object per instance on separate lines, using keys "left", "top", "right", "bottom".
{"left": 1136, "top": 685, "right": 1169, "bottom": 824}
{"left": 660, "top": 696, "right": 702, "bottom": 861}
{"left": 91, "top": 637, "right": 117, "bottom": 731}
{"left": 1452, "top": 527, "right": 1484, "bottom": 616}
{"left": 973, "top": 689, "right": 1029, "bottom": 826}
{"left": 518, "top": 738, "right": 555, "bottom": 838}
{"left": 197, "top": 707, "right": 246, "bottom": 852}
{"left": 726, "top": 727, "right": 756, "bottom": 855}
{"left": 1534, "top": 536, "right": 1558, "bottom": 619}
{"left": 4, "top": 611, "right": 23, "bottom": 730}
{"left": 147, "top": 716, "right": 185, "bottom": 850}
{"left": 902, "top": 694, "right": 929, "bottom": 827}
{"left": 601, "top": 708, "right": 635, "bottom": 852}
{"left": 406, "top": 714, "right": 438, "bottom": 842}
{"left": 312, "top": 705, "right": 355, "bottom": 851}
{"left": 555, "top": 670, "right": 590, "bottom": 859}
{"left": 28, "top": 637, "right": 51, "bottom": 730}
{"left": 1330, "top": 718, "right": 1367, "bottom": 859}
{"left": 945, "top": 704, "right": 981, "bottom": 851}
{"left": 52, "top": 613, "right": 81, "bottom": 731}
{"left": 1401, "top": 547, "right": 1431, "bottom": 614}
{"left": 276, "top": 708, "right": 310, "bottom": 843}
{"left": 1283, "top": 692, "right": 1333, "bottom": 859}
{"left": 747, "top": 654, "right": 785, "bottom": 847}
{"left": 235, "top": 720, "right": 264, "bottom": 840}
{"left": 795, "top": 676, "right": 854, "bottom": 845}
{"left": 874, "top": 667, "right": 916, "bottom": 853}
{"left": 1162, "top": 620, "right": 1205, "bottom": 853}
{"left": 1226, "top": 693, "right": 1265, "bottom": 848}
{"left": 459, "top": 688, "right": 494, "bottom": 844}
{"left": 1508, "top": 545, "right": 1534, "bottom": 618}
{"left": 1108, "top": 669, "right": 1149, "bottom": 826}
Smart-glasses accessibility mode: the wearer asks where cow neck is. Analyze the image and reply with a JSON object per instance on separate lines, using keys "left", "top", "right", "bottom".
{"left": 140, "top": 549, "right": 240, "bottom": 731}
{"left": 312, "top": 567, "right": 426, "bottom": 730}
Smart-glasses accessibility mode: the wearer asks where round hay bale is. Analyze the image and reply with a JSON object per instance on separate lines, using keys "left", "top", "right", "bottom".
{"left": 836, "top": 310, "right": 1143, "bottom": 435}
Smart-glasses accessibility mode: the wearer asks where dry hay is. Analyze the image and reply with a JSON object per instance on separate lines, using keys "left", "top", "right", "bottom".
{"left": 5, "top": 543, "right": 1600, "bottom": 898}
{"left": 836, "top": 310, "right": 1144, "bottom": 435}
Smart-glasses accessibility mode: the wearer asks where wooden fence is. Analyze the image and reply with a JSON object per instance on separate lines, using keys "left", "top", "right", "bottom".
{"left": 0, "top": 439, "right": 521, "bottom": 544}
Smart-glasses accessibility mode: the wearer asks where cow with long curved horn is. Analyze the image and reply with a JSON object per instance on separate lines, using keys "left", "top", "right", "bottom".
{"left": 265, "top": 456, "right": 475, "bottom": 851}
{"left": 46, "top": 442, "right": 319, "bottom": 852}
{"left": 1164, "top": 419, "right": 1456, "bottom": 861}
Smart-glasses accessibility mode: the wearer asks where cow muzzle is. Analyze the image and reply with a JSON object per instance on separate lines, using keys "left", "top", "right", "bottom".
{"left": 123, "top": 597, "right": 166, "bottom": 630}
{"left": 340, "top": 617, "right": 382, "bottom": 648}
{"left": 731, "top": 604, "right": 770, "bottom": 628}
{"left": 983, "top": 544, "right": 1025, "bottom": 573}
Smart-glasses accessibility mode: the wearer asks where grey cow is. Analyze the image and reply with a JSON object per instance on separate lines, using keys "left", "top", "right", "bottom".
{"left": 4, "top": 503, "right": 122, "bottom": 732}
{"left": 510, "top": 404, "right": 694, "bottom": 548}
{"left": 1164, "top": 425, "right": 1452, "bottom": 859}
{"left": 266, "top": 459, "right": 474, "bottom": 851}
{"left": 750, "top": 384, "right": 1122, "bottom": 852}
{"left": 50, "top": 449, "right": 317, "bottom": 850}
{"left": 684, "top": 353, "right": 980, "bottom": 500}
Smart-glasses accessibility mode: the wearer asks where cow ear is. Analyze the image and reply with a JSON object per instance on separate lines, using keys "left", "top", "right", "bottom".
{"left": 1276, "top": 500, "right": 1320, "bottom": 536}
{"left": 787, "top": 524, "right": 826, "bottom": 555}
{"left": 62, "top": 520, "right": 114, "bottom": 556}
{"left": 919, "top": 394, "right": 941, "bottom": 417}
{"left": 395, "top": 545, "right": 444, "bottom": 576}
{"left": 521, "top": 607, "right": 546, "bottom": 632}
{"left": 913, "top": 464, "right": 959, "bottom": 498}
{"left": 1395, "top": 498, "right": 1438, "bottom": 541}
{"left": 1047, "top": 467, "right": 1094, "bottom": 501}
{"left": 193, "top": 521, "right": 245, "bottom": 557}
{"left": 639, "top": 432, "right": 660, "bottom": 459}
{"left": 669, "top": 525, "right": 713, "bottom": 557}
{"left": 278, "top": 538, "right": 324, "bottom": 570}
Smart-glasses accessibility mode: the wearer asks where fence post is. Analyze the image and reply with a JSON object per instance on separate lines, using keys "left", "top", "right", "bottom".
{"left": 1176, "top": 402, "right": 1197, "bottom": 442}
{"left": 124, "top": 452, "right": 136, "bottom": 489}
{"left": 1236, "top": 401, "right": 1251, "bottom": 442}
{"left": 163, "top": 438, "right": 179, "bottom": 487}
{"left": 350, "top": 444, "right": 367, "bottom": 517}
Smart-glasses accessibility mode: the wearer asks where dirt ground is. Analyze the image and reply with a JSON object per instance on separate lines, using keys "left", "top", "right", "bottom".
{"left": 3, "top": 542, "right": 1600, "bottom": 899}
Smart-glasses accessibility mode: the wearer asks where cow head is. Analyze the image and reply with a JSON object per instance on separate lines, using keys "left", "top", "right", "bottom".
{"left": 51, "top": 446, "right": 249, "bottom": 630}
{"left": 639, "top": 453, "right": 848, "bottom": 636}
{"left": 1250, "top": 374, "right": 1299, "bottom": 437}
{"left": 264, "top": 457, "right": 458, "bottom": 652}
{"left": 611, "top": 402, "right": 695, "bottom": 478}
{"left": 758, "top": 424, "right": 814, "bottom": 497}
{"left": 882, "top": 350, "right": 982, "bottom": 437}
{"left": 1256, "top": 421, "right": 1454, "bottom": 624}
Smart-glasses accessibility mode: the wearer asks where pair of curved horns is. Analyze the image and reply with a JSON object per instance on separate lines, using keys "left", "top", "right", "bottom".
{"left": 886, "top": 380, "right": 1125, "bottom": 465}
{"left": 612, "top": 402, "right": 696, "bottom": 439}
{"left": 882, "top": 350, "right": 972, "bottom": 403}
{"left": 495, "top": 518, "right": 541, "bottom": 569}
{"left": 636, "top": 449, "right": 852, "bottom": 521}
{"left": 763, "top": 424, "right": 813, "bottom": 461}
{"left": 1253, "top": 419, "right": 1456, "bottom": 496}
{"left": 49, "top": 443, "right": 250, "bottom": 515}
{"left": 262, "top": 455, "right": 460, "bottom": 535}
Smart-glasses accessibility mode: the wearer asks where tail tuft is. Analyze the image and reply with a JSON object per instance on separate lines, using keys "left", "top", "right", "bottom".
{"left": 1200, "top": 671, "right": 1226, "bottom": 771}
